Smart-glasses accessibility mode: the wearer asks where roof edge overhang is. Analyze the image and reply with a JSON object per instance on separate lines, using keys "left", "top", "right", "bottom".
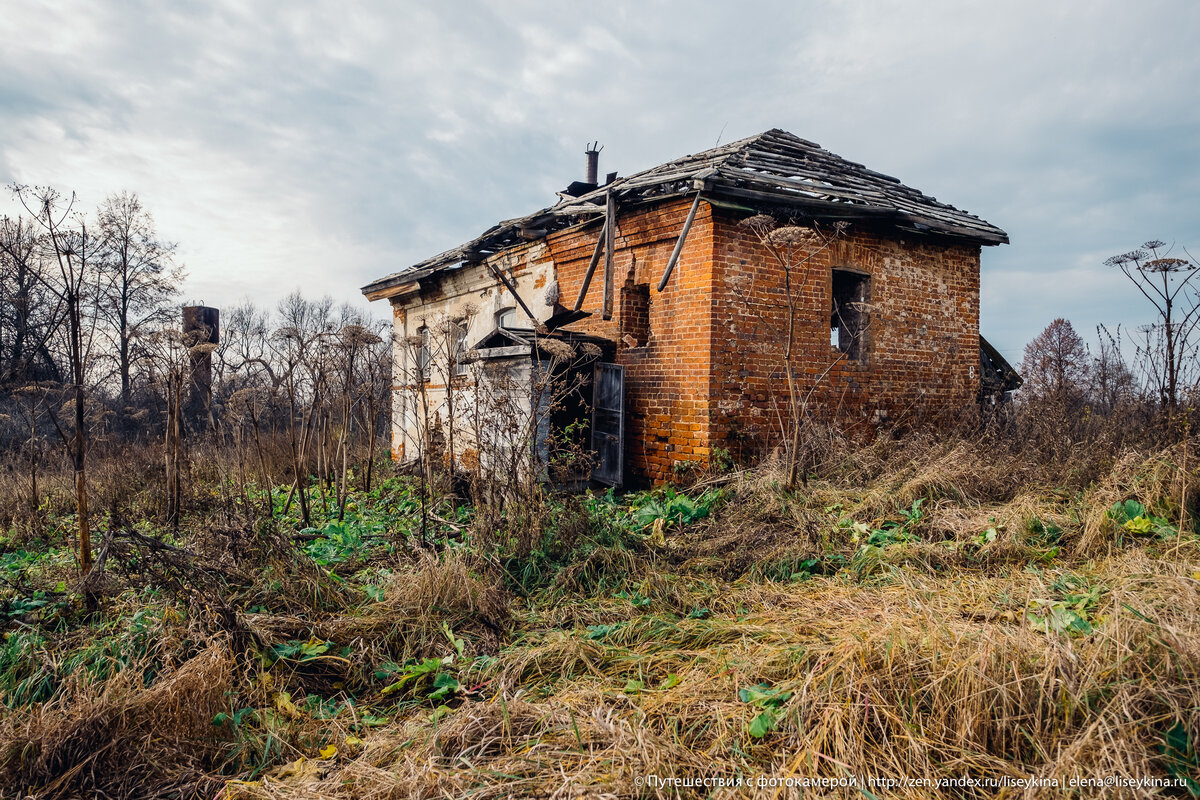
{"left": 702, "top": 186, "right": 1009, "bottom": 246}
{"left": 361, "top": 266, "right": 438, "bottom": 302}
{"left": 980, "top": 335, "right": 1023, "bottom": 392}
{"left": 362, "top": 280, "right": 415, "bottom": 302}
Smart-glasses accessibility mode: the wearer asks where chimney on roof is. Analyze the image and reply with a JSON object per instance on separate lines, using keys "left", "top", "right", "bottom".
{"left": 585, "top": 142, "right": 602, "bottom": 185}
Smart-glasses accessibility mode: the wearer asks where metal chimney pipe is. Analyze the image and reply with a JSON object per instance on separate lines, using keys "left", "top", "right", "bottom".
{"left": 585, "top": 142, "right": 602, "bottom": 184}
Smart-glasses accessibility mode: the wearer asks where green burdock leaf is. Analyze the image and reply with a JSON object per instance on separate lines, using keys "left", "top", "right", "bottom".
{"left": 587, "top": 623, "right": 623, "bottom": 640}
{"left": 748, "top": 710, "right": 778, "bottom": 739}
{"left": 1124, "top": 516, "right": 1157, "bottom": 535}
{"left": 299, "top": 639, "right": 331, "bottom": 660}
{"left": 1028, "top": 601, "right": 1093, "bottom": 636}
{"left": 1110, "top": 499, "right": 1146, "bottom": 524}
{"left": 428, "top": 672, "right": 460, "bottom": 701}
{"left": 381, "top": 658, "right": 442, "bottom": 696}
{"left": 738, "top": 683, "right": 793, "bottom": 709}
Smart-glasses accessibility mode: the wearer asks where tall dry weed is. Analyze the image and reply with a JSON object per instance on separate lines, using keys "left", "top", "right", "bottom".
{"left": 0, "top": 639, "right": 235, "bottom": 800}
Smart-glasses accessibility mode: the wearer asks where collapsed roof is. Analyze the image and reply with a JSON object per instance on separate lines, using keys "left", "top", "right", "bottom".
{"left": 980, "top": 335, "right": 1024, "bottom": 394}
{"left": 363, "top": 128, "right": 1008, "bottom": 299}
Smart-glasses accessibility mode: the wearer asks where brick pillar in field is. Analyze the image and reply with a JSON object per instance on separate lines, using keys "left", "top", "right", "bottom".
{"left": 182, "top": 305, "right": 219, "bottom": 430}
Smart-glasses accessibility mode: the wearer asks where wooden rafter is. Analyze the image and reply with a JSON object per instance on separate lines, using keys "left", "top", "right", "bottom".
{"left": 486, "top": 262, "right": 537, "bottom": 325}
{"left": 657, "top": 190, "right": 702, "bottom": 292}
{"left": 573, "top": 217, "right": 607, "bottom": 311}
{"left": 602, "top": 191, "right": 616, "bottom": 320}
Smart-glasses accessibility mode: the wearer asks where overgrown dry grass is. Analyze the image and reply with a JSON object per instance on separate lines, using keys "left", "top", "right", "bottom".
{"left": 219, "top": 546, "right": 1200, "bottom": 799}
{"left": 1, "top": 637, "right": 236, "bottom": 799}
{"left": 3, "top": 435, "right": 1200, "bottom": 799}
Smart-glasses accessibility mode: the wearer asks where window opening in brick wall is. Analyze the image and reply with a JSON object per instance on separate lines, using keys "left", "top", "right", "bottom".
{"left": 620, "top": 281, "right": 650, "bottom": 348}
{"left": 831, "top": 269, "right": 869, "bottom": 362}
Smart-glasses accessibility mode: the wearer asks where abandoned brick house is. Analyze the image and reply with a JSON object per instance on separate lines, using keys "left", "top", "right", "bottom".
{"left": 362, "top": 128, "right": 1020, "bottom": 486}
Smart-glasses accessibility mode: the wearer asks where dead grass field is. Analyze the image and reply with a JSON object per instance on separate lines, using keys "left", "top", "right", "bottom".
{"left": 2, "top": 436, "right": 1198, "bottom": 799}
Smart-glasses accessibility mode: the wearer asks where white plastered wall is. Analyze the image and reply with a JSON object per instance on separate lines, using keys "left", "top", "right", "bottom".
{"left": 387, "top": 242, "right": 560, "bottom": 464}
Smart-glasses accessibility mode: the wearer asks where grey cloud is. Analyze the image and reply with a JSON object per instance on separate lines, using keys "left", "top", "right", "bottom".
{"left": 1, "top": 0, "right": 1197, "bottom": 362}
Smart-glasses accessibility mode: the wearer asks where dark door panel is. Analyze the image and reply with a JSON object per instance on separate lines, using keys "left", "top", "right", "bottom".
{"left": 591, "top": 363, "right": 624, "bottom": 486}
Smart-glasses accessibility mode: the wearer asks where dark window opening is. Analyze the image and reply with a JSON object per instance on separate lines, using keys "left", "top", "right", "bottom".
{"left": 831, "top": 269, "right": 869, "bottom": 362}
{"left": 416, "top": 325, "right": 432, "bottom": 381}
{"left": 452, "top": 319, "right": 469, "bottom": 376}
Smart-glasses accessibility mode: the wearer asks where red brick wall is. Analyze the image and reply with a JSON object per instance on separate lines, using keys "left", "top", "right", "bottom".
{"left": 708, "top": 211, "right": 981, "bottom": 462}
{"left": 481, "top": 199, "right": 981, "bottom": 484}
{"left": 548, "top": 197, "right": 718, "bottom": 484}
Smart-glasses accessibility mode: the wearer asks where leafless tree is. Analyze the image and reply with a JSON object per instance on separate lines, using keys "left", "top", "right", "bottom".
{"left": 351, "top": 322, "right": 391, "bottom": 494}
{"left": 1089, "top": 324, "right": 1137, "bottom": 414}
{"left": 1020, "top": 318, "right": 1089, "bottom": 406}
{"left": 95, "top": 192, "right": 184, "bottom": 408}
{"left": 226, "top": 385, "right": 274, "bottom": 517}
{"left": 329, "top": 322, "right": 385, "bottom": 516}
{"left": 10, "top": 383, "right": 52, "bottom": 510}
{"left": 267, "top": 291, "right": 343, "bottom": 527}
{"left": 141, "top": 326, "right": 200, "bottom": 529}
{"left": 11, "top": 185, "right": 100, "bottom": 579}
{"left": 0, "top": 215, "right": 65, "bottom": 389}
{"left": 217, "top": 300, "right": 272, "bottom": 392}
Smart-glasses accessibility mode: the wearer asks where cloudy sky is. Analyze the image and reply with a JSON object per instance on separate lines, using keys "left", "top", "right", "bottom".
{"left": 2, "top": 0, "right": 1198, "bottom": 361}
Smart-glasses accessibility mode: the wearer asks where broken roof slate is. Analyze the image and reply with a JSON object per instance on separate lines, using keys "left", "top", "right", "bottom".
{"left": 362, "top": 128, "right": 1008, "bottom": 297}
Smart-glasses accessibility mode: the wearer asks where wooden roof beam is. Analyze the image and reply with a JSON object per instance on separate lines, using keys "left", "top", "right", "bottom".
{"left": 486, "top": 262, "right": 538, "bottom": 326}
{"left": 573, "top": 216, "right": 607, "bottom": 311}
{"left": 657, "top": 190, "right": 702, "bottom": 292}
{"left": 602, "top": 191, "right": 616, "bottom": 320}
